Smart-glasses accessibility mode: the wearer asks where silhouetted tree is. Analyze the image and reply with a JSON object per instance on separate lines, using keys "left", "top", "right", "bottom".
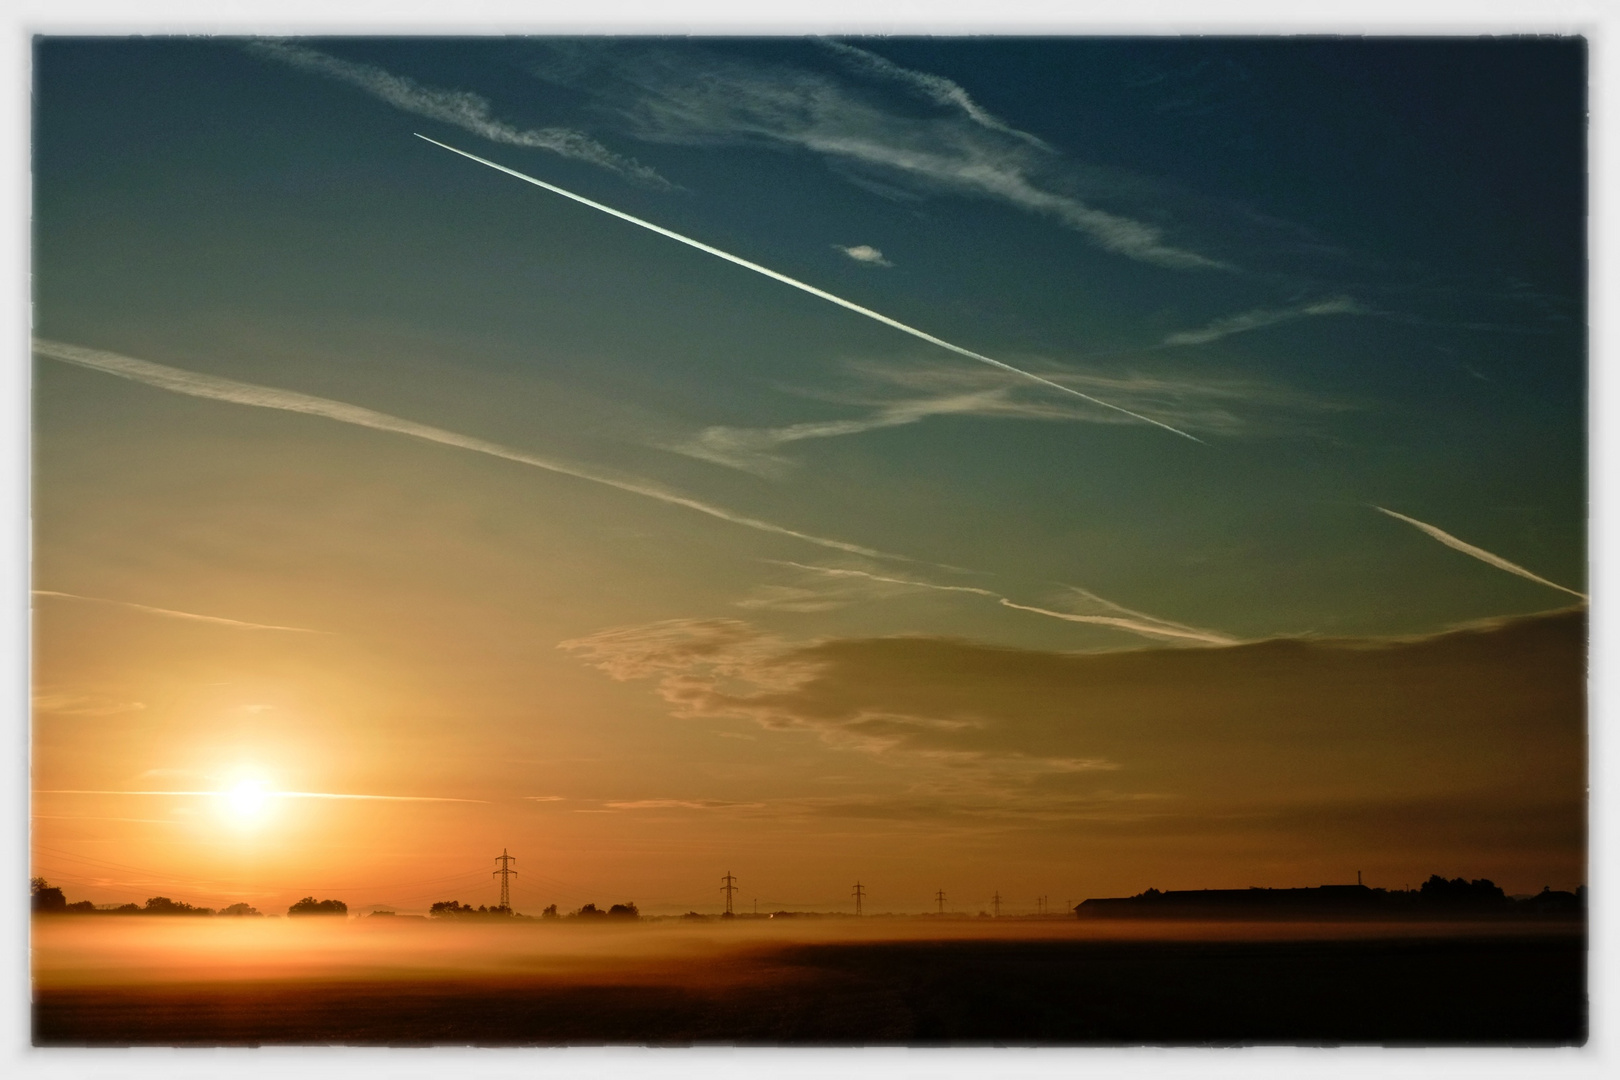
{"left": 607, "top": 902, "right": 640, "bottom": 919}
{"left": 108, "top": 903, "right": 140, "bottom": 914}
{"left": 429, "top": 900, "right": 475, "bottom": 917}
{"left": 541, "top": 904, "right": 559, "bottom": 919}
{"left": 571, "top": 903, "right": 607, "bottom": 919}
{"left": 1419, "top": 875, "right": 1508, "bottom": 906}
{"left": 31, "top": 878, "right": 67, "bottom": 913}
{"left": 287, "top": 896, "right": 348, "bottom": 916}
{"left": 144, "top": 896, "right": 213, "bottom": 915}
{"left": 64, "top": 900, "right": 95, "bottom": 913}
{"left": 219, "top": 902, "right": 263, "bottom": 917}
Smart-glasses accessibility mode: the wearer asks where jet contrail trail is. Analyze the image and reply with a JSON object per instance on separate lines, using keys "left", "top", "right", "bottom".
{"left": 32, "top": 589, "right": 328, "bottom": 634}
{"left": 774, "top": 560, "right": 1237, "bottom": 645}
{"left": 1374, "top": 506, "right": 1587, "bottom": 601}
{"left": 33, "top": 338, "right": 895, "bottom": 561}
{"left": 36, "top": 790, "right": 488, "bottom": 802}
{"left": 413, "top": 134, "right": 1202, "bottom": 443}
{"left": 996, "top": 599, "right": 1238, "bottom": 644}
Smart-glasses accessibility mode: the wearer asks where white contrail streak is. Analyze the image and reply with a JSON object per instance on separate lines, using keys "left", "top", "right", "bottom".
{"left": 32, "top": 589, "right": 327, "bottom": 634}
{"left": 1375, "top": 506, "right": 1587, "bottom": 600}
{"left": 413, "top": 134, "right": 1202, "bottom": 443}
{"left": 33, "top": 338, "right": 893, "bottom": 561}
{"left": 36, "top": 790, "right": 488, "bottom": 802}
{"left": 775, "top": 561, "right": 1236, "bottom": 645}
{"left": 996, "top": 599, "right": 1237, "bottom": 644}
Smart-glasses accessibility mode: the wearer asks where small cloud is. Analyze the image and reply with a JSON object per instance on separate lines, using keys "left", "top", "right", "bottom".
{"left": 1163, "top": 296, "right": 1364, "bottom": 347}
{"left": 524, "top": 795, "right": 568, "bottom": 802}
{"left": 835, "top": 244, "right": 893, "bottom": 267}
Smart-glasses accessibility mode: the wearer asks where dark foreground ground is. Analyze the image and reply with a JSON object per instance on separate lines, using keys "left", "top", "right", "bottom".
{"left": 35, "top": 932, "right": 1585, "bottom": 1046}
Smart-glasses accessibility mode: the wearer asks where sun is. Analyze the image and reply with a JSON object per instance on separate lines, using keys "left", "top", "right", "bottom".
{"left": 220, "top": 776, "right": 274, "bottom": 825}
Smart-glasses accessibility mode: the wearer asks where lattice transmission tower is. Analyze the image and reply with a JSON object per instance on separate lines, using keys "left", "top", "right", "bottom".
{"left": 721, "top": 871, "right": 738, "bottom": 916}
{"left": 493, "top": 848, "right": 517, "bottom": 910}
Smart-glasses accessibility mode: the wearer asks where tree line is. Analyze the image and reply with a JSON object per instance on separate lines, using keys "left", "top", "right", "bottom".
{"left": 31, "top": 878, "right": 348, "bottom": 917}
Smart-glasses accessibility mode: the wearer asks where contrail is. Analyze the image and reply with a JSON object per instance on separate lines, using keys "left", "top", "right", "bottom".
{"left": 32, "top": 589, "right": 328, "bottom": 634}
{"left": 36, "top": 790, "right": 488, "bottom": 803}
{"left": 996, "top": 599, "right": 1237, "bottom": 645}
{"left": 414, "top": 134, "right": 1202, "bottom": 443}
{"left": 775, "top": 561, "right": 1236, "bottom": 645}
{"left": 33, "top": 338, "right": 895, "bottom": 561}
{"left": 1375, "top": 506, "right": 1587, "bottom": 601}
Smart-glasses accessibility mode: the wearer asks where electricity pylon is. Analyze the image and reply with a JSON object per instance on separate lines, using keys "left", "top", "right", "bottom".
{"left": 935, "top": 888, "right": 946, "bottom": 915}
{"left": 852, "top": 881, "right": 865, "bottom": 916}
{"left": 992, "top": 891, "right": 1001, "bottom": 917}
{"left": 721, "top": 871, "right": 738, "bottom": 916}
{"left": 492, "top": 849, "right": 517, "bottom": 910}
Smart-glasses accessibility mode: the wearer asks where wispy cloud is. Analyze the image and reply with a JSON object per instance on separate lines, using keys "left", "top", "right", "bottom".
{"left": 1375, "top": 506, "right": 1587, "bottom": 600}
{"left": 762, "top": 561, "right": 1237, "bottom": 646}
{"left": 672, "top": 359, "right": 1347, "bottom": 476}
{"left": 834, "top": 243, "right": 892, "bottom": 266}
{"left": 31, "top": 692, "right": 145, "bottom": 718}
{"left": 1163, "top": 296, "right": 1365, "bottom": 346}
{"left": 561, "top": 609, "right": 1584, "bottom": 823}
{"left": 247, "top": 40, "right": 668, "bottom": 187}
{"left": 417, "top": 136, "right": 1200, "bottom": 442}
{"left": 602, "top": 799, "right": 764, "bottom": 811}
{"left": 33, "top": 589, "right": 327, "bottom": 634}
{"left": 814, "top": 40, "right": 1050, "bottom": 149}
{"left": 532, "top": 44, "right": 1225, "bottom": 270}
{"left": 33, "top": 338, "right": 894, "bottom": 562}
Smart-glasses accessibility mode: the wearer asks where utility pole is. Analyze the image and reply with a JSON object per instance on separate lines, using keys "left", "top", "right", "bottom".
{"left": 492, "top": 848, "right": 517, "bottom": 910}
{"left": 721, "top": 871, "right": 738, "bottom": 916}
{"left": 935, "top": 888, "right": 946, "bottom": 915}
{"left": 852, "top": 881, "right": 865, "bottom": 916}
{"left": 992, "top": 891, "right": 1001, "bottom": 918}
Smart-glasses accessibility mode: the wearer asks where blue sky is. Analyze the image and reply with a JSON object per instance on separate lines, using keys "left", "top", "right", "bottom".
{"left": 31, "top": 36, "right": 1587, "bottom": 907}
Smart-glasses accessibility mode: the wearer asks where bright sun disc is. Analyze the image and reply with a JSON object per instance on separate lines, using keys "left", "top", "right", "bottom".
{"left": 225, "top": 779, "right": 271, "bottom": 820}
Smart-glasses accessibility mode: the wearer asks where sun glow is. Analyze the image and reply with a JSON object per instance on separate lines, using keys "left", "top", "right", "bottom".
{"left": 221, "top": 777, "right": 273, "bottom": 825}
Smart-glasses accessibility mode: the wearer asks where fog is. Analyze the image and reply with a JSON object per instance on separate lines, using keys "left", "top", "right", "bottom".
{"left": 32, "top": 915, "right": 1563, "bottom": 991}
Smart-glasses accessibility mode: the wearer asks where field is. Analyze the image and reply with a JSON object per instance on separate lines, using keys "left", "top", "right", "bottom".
{"left": 31, "top": 917, "right": 1586, "bottom": 1045}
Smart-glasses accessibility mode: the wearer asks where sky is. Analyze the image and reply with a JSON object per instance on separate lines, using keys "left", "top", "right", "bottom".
{"left": 30, "top": 36, "right": 1587, "bottom": 914}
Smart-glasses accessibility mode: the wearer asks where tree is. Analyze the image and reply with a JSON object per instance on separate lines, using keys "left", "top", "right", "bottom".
{"left": 31, "top": 878, "right": 67, "bottom": 913}
{"left": 287, "top": 896, "right": 348, "bottom": 916}
{"left": 144, "top": 896, "right": 212, "bottom": 915}
{"left": 219, "top": 902, "right": 263, "bottom": 917}
{"left": 429, "top": 900, "right": 475, "bottom": 917}
{"left": 541, "top": 904, "right": 559, "bottom": 919}
{"left": 571, "top": 903, "right": 607, "bottom": 918}
{"left": 64, "top": 900, "right": 95, "bottom": 913}
{"left": 1419, "top": 875, "right": 1508, "bottom": 906}
{"left": 607, "top": 902, "right": 640, "bottom": 919}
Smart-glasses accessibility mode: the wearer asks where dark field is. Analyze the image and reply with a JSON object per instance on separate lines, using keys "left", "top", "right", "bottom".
{"left": 34, "top": 930, "right": 1586, "bottom": 1046}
